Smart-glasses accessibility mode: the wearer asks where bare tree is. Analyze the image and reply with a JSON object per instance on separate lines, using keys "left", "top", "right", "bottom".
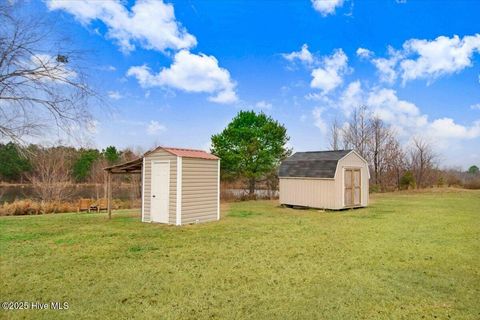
{"left": 26, "top": 145, "right": 74, "bottom": 202}
{"left": 0, "top": 3, "right": 97, "bottom": 144}
{"left": 329, "top": 117, "right": 341, "bottom": 151}
{"left": 383, "top": 135, "right": 406, "bottom": 190}
{"left": 342, "top": 106, "right": 372, "bottom": 160}
{"left": 369, "top": 116, "right": 397, "bottom": 187}
{"left": 409, "top": 137, "right": 437, "bottom": 188}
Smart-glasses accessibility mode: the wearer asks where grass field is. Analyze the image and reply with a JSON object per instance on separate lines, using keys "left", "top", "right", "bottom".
{"left": 1, "top": 189, "right": 479, "bottom": 319}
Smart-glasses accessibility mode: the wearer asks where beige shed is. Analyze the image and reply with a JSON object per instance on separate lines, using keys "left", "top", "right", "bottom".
{"left": 142, "top": 147, "right": 220, "bottom": 225}
{"left": 279, "top": 150, "right": 369, "bottom": 210}
{"left": 104, "top": 146, "right": 220, "bottom": 225}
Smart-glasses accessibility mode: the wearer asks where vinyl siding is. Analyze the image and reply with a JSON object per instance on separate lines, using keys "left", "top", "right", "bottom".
{"left": 181, "top": 158, "right": 219, "bottom": 224}
{"left": 143, "top": 150, "right": 177, "bottom": 224}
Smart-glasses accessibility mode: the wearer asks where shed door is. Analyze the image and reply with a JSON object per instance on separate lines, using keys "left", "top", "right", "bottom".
{"left": 344, "top": 169, "right": 361, "bottom": 207}
{"left": 150, "top": 161, "right": 170, "bottom": 223}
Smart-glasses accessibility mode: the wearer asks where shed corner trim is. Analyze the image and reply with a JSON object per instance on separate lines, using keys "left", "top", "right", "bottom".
{"left": 176, "top": 156, "right": 182, "bottom": 226}
{"left": 217, "top": 159, "right": 220, "bottom": 221}
{"left": 141, "top": 156, "right": 146, "bottom": 222}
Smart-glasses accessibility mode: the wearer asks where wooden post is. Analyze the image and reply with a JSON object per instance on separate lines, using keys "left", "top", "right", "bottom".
{"left": 107, "top": 171, "right": 112, "bottom": 219}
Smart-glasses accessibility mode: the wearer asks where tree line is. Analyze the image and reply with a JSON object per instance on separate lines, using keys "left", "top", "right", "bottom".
{"left": 1, "top": 110, "right": 479, "bottom": 204}
{"left": 0, "top": 143, "right": 141, "bottom": 202}
{"left": 211, "top": 110, "right": 479, "bottom": 194}
{"left": 330, "top": 106, "right": 479, "bottom": 191}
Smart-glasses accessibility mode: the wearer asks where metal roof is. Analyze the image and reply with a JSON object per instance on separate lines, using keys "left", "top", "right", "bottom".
{"left": 104, "top": 146, "right": 218, "bottom": 173}
{"left": 104, "top": 157, "right": 142, "bottom": 174}
{"left": 162, "top": 147, "right": 219, "bottom": 160}
{"left": 279, "top": 150, "right": 352, "bottom": 178}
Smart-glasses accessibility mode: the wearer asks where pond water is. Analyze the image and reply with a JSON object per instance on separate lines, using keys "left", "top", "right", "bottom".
{"left": 0, "top": 184, "right": 141, "bottom": 203}
{"left": 0, "top": 185, "right": 278, "bottom": 203}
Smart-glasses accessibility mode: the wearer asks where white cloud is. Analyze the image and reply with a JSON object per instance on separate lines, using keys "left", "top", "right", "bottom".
{"left": 107, "top": 90, "right": 123, "bottom": 100}
{"left": 311, "top": 49, "right": 350, "bottom": 94}
{"left": 371, "top": 47, "right": 404, "bottom": 84}
{"left": 86, "top": 120, "right": 99, "bottom": 134}
{"left": 311, "top": 0, "right": 344, "bottom": 16}
{"left": 333, "top": 81, "right": 480, "bottom": 142}
{"left": 366, "top": 88, "right": 428, "bottom": 136}
{"left": 282, "top": 44, "right": 314, "bottom": 65}
{"left": 356, "top": 48, "right": 373, "bottom": 59}
{"left": 127, "top": 50, "right": 238, "bottom": 104}
{"left": 47, "top": 0, "right": 196, "bottom": 53}
{"left": 146, "top": 121, "right": 166, "bottom": 135}
{"left": 369, "top": 34, "right": 480, "bottom": 85}
{"left": 312, "top": 107, "right": 328, "bottom": 134}
{"left": 28, "top": 54, "right": 77, "bottom": 82}
{"left": 400, "top": 34, "right": 480, "bottom": 84}
{"left": 471, "top": 103, "right": 480, "bottom": 110}
{"left": 255, "top": 100, "right": 273, "bottom": 110}
{"left": 338, "top": 80, "right": 363, "bottom": 116}
{"left": 428, "top": 118, "right": 480, "bottom": 139}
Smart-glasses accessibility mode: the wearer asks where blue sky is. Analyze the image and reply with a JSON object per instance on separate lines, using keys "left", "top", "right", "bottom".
{"left": 36, "top": 0, "right": 479, "bottom": 168}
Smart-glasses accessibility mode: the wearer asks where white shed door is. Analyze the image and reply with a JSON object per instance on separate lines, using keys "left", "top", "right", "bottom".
{"left": 150, "top": 161, "right": 170, "bottom": 223}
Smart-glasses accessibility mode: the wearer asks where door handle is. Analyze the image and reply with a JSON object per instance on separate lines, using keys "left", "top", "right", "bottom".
{"left": 152, "top": 195, "right": 156, "bottom": 198}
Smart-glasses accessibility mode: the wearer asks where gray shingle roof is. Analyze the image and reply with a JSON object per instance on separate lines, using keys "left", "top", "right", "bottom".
{"left": 279, "top": 150, "right": 352, "bottom": 178}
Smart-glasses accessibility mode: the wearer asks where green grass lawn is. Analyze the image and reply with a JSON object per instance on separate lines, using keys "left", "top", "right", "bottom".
{"left": 1, "top": 189, "right": 479, "bottom": 319}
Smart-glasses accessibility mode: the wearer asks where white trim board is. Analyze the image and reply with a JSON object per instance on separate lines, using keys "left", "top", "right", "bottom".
{"left": 176, "top": 156, "right": 182, "bottom": 226}
{"left": 217, "top": 159, "right": 220, "bottom": 221}
{"left": 141, "top": 157, "right": 146, "bottom": 222}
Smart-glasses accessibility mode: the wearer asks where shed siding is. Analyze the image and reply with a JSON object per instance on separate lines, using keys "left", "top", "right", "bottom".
{"left": 143, "top": 149, "right": 177, "bottom": 224}
{"left": 336, "top": 152, "right": 369, "bottom": 207}
{"left": 279, "top": 151, "right": 369, "bottom": 210}
{"left": 279, "top": 178, "right": 337, "bottom": 209}
{"left": 181, "top": 158, "right": 219, "bottom": 224}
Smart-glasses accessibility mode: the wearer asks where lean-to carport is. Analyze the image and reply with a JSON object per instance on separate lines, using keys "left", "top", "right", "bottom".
{"left": 104, "top": 158, "right": 142, "bottom": 219}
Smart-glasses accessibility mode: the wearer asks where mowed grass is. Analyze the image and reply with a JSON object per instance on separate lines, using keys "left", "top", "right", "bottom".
{"left": 1, "top": 189, "right": 479, "bottom": 319}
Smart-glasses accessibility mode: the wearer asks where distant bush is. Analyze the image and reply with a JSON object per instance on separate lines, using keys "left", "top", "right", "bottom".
{"left": 464, "top": 179, "right": 480, "bottom": 190}
{"left": 400, "top": 171, "right": 416, "bottom": 190}
{"left": 437, "top": 176, "right": 445, "bottom": 187}
{"left": 0, "top": 198, "right": 139, "bottom": 216}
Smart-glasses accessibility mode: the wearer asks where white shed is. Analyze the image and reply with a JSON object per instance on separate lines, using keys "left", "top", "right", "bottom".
{"left": 105, "top": 146, "right": 220, "bottom": 225}
{"left": 279, "top": 150, "right": 369, "bottom": 210}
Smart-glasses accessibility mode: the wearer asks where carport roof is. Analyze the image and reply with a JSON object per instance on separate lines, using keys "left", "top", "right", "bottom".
{"left": 279, "top": 150, "right": 352, "bottom": 179}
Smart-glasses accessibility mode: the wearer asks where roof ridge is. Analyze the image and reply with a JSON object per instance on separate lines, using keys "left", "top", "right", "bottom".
{"left": 296, "top": 149, "right": 352, "bottom": 153}
{"left": 163, "top": 146, "right": 210, "bottom": 153}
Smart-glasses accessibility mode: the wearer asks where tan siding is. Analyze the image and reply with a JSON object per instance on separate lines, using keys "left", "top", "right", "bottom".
{"left": 336, "top": 152, "right": 369, "bottom": 208}
{"left": 181, "top": 158, "right": 219, "bottom": 224}
{"left": 143, "top": 150, "right": 177, "bottom": 224}
{"left": 279, "top": 178, "right": 337, "bottom": 209}
{"left": 279, "top": 151, "right": 369, "bottom": 210}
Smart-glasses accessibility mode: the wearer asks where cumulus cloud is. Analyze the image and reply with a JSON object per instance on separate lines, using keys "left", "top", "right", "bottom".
{"left": 312, "top": 107, "right": 328, "bottom": 134}
{"left": 471, "top": 103, "right": 480, "bottom": 110}
{"left": 311, "top": 0, "right": 344, "bottom": 16}
{"left": 146, "top": 121, "right": 166, "bottom": 135}
{"left": 282, "top": 44, "right": 314, "bottom": 65}
{"left": 28, "top": 54, "right": 77, "bottom": 82}
{"left": 400, "top": 34, "right": 480, "bottom": 84}
{"left": 364, "top": 34, "right": 480, "bottom": 85}
{"left": 127, "top": 50, "right": 238, "bottom": 104}
{"left": 337, "top": 80, "right": 363, "bottom": 116}
{"left": 428, "top": 118, "right": 480, "bottom": 139}
{"left": 47, "top": 0, "right": 196, "bottom": 53}
{"left": 332, "top": 81, "right": 480, "bottom": 141}
{"left": 356, "top": 48, "right": 373, "bottom": 59}
{"left": 311, "top": 49, "right": 350, "bottom": 94}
